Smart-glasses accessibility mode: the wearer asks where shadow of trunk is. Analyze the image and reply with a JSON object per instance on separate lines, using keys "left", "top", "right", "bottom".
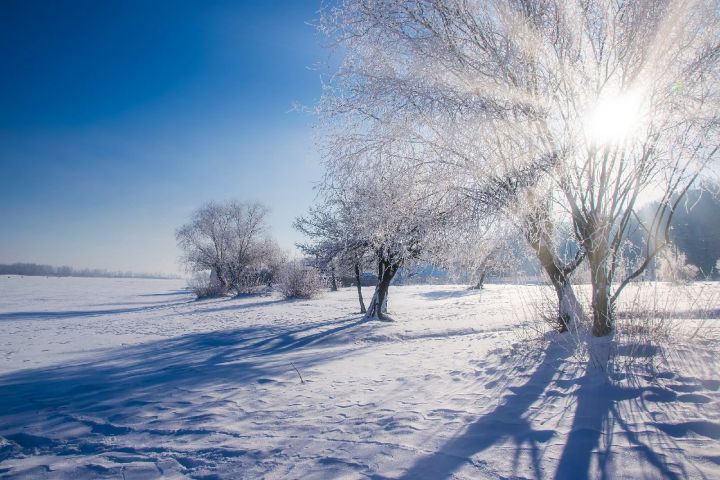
{"left": 554, "top": 355, "right": 682, "bottom": 479}
{"left": 399, "top": 340, "right": 574, "bottom": 479}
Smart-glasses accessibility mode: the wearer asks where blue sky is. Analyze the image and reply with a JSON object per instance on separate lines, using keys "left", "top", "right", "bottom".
{"left": 0, "top": 1, "right": 329, "bottom": 274}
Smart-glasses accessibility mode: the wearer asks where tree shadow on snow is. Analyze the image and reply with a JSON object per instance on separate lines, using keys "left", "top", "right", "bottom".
{"left": 399, "top": 340, "right": 573, "bottom": 480}
{"left": 193, "top": 297, "right": 287, "bottom": 314}
{"left": 416, "top": 289, "right": 482, "bottom": 301}
{"left": 0, "top": 298, "right": 195, "bottom": 321}
{"left": 553, "top": 344, "right": 690, "bottom": 480}
{"left": 0, "top": 314, "right": 368, "bottom": 462}
{"left": 400, "top": 339, "right": 697, "bottom": 480}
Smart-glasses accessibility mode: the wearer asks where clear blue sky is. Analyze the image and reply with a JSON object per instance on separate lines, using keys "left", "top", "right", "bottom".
{"left": 0, "top": 0, "right": 328, "bottom": 275}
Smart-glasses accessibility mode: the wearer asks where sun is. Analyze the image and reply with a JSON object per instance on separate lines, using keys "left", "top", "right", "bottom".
{"left": 584, "top": 91, "right": 643, "bottom": 146}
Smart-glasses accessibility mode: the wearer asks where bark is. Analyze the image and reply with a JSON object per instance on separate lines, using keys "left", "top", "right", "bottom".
{"left": 588, "top": 248, "right": 615, "bottom": 336}
{"left": 354, "top": 262, "right": 366, "bottom": 314}
{"left": 363, "top": 259, "right": 398, "bottom": 321}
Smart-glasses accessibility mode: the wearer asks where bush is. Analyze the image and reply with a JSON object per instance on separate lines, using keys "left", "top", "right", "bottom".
{"left": 188, "top": 271, "right": 227, "bottom": 299}
{"left": 657, "top": 247, "right": 699, "bottom": 285}
{"left": 278, "top": 262, "right": 324, "bottom": 299}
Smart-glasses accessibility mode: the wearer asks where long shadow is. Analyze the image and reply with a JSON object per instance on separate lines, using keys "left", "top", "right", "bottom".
{"left": 401, "top": 339, "right": 690, "bottom": 480}
{"left": 137, "top": 290, "right": 191, "bottom": 297}
{"left": 554, "top": 355, "right": 683, "bottom": 480}
{"left": 616, "top": 308, "right": 720, "bottom": 320}
{"left": 248, "top": 317, "right": 368, "bottom": 356}
{"left": 194, "top": 297, "right": 287, "bottom": 314}
{"left": 399, "top": 340, "right": 573, "bottom": 480}
{"left": 416, "top": 289, "right": 481, "bottom": 301}
{"left": 0, "top": 298, "right": 195, "bottom": 321}
{"left": 0, "top": 313, "right": 368, "bottom": 461}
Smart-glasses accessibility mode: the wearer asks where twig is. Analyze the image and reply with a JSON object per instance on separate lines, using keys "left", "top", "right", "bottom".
{"left": 291, "top": 362, "right": 305, "bottom": 384}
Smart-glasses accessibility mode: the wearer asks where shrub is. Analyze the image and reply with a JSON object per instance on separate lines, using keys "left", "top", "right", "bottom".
{"left": 657, "top": 247, "right": 699, "bottom": 285}
{"left": 188, "top": 271, "right": 227, "bottom": 299}
{"left": 278, "top": 262, "right": 324, "bottom": 299}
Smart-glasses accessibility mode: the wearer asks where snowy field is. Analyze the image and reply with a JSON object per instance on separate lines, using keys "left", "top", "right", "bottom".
{"left": 1, "top": 276, "right": 719, "bottom": 479}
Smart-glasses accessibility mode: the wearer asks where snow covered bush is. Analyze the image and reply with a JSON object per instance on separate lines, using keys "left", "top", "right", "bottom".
{"left": 187, "top": 271, "right": 226, "bottom": 299}
{"left": 657, "top": 247, "right": 699, "bottom": 285}
{"left": 278, "top": 262, "right": 324, "bottom": 300}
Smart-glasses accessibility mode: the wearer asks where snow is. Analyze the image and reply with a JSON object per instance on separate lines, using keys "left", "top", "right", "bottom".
{"left": 1, "top": 275, "right": 719, "bottom": 479}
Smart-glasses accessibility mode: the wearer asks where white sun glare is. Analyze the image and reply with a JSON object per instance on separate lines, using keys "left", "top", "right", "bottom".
{"left": 584, "top": 91, "right": 643, "bottom": 146}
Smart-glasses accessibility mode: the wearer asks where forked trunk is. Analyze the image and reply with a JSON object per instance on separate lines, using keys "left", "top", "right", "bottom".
{"left": 363, "top": 260, "right": 397, "bottom": 321}
{"left": 530, "top": 234, "right": 584, "bottom": 332}
{"left": 354, "top": 262, "right": 366, "bottom": 314}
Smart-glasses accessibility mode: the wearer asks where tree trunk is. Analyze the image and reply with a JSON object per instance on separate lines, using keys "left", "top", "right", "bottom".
{"left": 527, "top": 230, "right": 584, "bottom": 332}
{"left": 211, "top": 265, "right": 229, "bottom": 293}
{"left": 364, "top": 260, "right": 397, "bottom": 321}
{"left": 551, "top": 273, "right": 583, "bottom": 332}
{"left": 354, "top": 262, "right": 366, "bottom": 314}
{"left": 588, "top": 249, "right": 614, "bottom": 336}
{"left": 330, "top": 265, "right": 338, "bottom": 292}
{"left": 470, "top": 271, "right": 486, "bottom": 290}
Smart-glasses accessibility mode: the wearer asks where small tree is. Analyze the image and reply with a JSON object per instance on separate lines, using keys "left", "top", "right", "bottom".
{"left": 320, "top": 132, "right": 451, "bottom": 322}
{"left": 295, "top": 198, "right": 371, "bottom": 311}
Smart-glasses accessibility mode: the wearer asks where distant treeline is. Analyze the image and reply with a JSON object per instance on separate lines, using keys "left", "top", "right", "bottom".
{"left": 666, "top": 189, "right": 720, "bottom": 277}
{"left": 0, "top": 263, "right": 179, "bottom": 280}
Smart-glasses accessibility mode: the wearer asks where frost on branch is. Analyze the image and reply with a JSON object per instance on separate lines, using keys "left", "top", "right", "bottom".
{"left": 320, "top": 0, "right": 720, "bottom": 336}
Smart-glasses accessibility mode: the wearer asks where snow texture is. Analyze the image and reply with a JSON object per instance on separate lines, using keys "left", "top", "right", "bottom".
{"left": 1, "top": 275, "right": 719, "bottom": 479}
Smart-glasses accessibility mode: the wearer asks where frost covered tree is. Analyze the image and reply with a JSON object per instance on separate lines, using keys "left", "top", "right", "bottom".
{"left": 224, "top": 201, "right": 283, "bottom": 294}
{"left": 295, "top": 198, "right": 372, "bottom": 312}
{"left": 319, "top": 129, "right": 453, "bottom": 321}
{"left": 319, "top": 0, "right": 585, "bottom": 330}
{"left": 321, "top": 0, "right": 720, "bottom": 335}
{"left": 177, "top": 201, "right": 282, "bottom": 296}
{"left": 176, "top": 202, "right": 233, "bottom": 295}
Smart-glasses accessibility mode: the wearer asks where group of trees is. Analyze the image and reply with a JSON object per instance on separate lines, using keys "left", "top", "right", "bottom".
{"left": 298, "top": 0, "right": 720, "bottom": 336}
{"left": 176, "top": 201, "right": 284, "bottom": 296}
{"left": 0, "top": 263, "right": 176, "bottom": 279}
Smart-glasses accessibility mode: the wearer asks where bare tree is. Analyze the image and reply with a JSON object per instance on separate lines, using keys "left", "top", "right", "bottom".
{"left": 176, "top": 202, "right": 232, "bottom": 295}
{"left": 319, "top": 132, "right": 452, "bottom": 321}
{"left": 225, "top": 201, "right": 281, "bottom": 294}
{"left": 295, "top": 198, "right": 372, "bottom": 312}
{"left": 435, "top": 216, "right": 512, "bottom": 290}
{"left": 177, "top": 201, "right": 281, "bottom": 296}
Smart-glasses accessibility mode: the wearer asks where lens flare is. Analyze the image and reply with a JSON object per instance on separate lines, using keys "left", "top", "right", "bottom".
{"left": 584, "top": 91, "right": 643, "bottom": 146}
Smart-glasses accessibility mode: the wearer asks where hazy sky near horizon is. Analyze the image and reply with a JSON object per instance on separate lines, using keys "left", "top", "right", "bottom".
{"left": 0, "top": 1, "right": 327, "bottom": 274}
